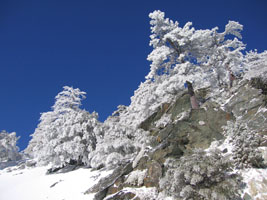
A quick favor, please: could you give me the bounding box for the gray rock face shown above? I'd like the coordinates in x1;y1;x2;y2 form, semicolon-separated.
148;92;232;158
250;77;267;95
97;89;233;199
143;161;162;188
86;82;267;200
260;147;267;166
105;191;139;200
245;169;267;200
25;160;36;167
225;81;267;131
84;162;133;200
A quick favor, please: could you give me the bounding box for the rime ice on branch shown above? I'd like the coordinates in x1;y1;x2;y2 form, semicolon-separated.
147;10;245;89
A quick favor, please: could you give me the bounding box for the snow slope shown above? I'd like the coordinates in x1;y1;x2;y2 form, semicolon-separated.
0;165;112;200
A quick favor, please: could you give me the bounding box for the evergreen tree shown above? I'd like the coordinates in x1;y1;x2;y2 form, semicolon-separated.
147;10;245;87
26;86;99;167
0;130;21;162
122;11;246;127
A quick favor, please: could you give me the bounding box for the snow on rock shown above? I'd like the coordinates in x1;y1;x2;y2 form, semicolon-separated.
154;113;172;128
173;110;190;123
198;120;205;126
125;169;147;186
259;147;267;166
0;166;112;200
242;168;267;200
132;145;147;169
104;187;159;200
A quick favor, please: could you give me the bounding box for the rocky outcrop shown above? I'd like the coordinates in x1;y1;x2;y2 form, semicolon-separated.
85;162;133;200
225;80;267;131
147;90;233;156
85;88;236;199
105;191;138;200
85;82;267;200
250;77;267;95
242;168;267;200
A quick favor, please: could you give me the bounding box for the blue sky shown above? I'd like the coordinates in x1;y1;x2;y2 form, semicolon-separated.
0;0;266;151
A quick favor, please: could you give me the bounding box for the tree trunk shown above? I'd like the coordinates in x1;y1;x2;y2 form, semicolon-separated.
229;73;235;88
186;81;199;109
190;96;199;109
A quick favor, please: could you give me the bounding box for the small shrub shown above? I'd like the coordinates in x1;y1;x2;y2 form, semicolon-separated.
223;121;264;169
160;150;242;200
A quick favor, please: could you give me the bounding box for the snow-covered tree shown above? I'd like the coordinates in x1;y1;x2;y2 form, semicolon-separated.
88;105;148;169
160;150;241;200
0;130;21;162
222;121;265;169
26;86;100;167
147;10;245;87
25;111;56;164
244;50;267;81
118;11;246;128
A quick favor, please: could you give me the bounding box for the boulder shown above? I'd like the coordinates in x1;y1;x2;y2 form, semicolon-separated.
225;82;267;131
85;162;133;200
143;161;162;188
105;191;139;200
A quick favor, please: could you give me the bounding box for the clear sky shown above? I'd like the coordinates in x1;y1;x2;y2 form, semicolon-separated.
0;0;266;151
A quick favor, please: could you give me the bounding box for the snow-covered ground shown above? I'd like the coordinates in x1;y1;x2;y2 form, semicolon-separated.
0;165;112;200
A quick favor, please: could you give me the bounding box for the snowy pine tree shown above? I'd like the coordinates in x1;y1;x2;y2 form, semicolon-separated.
26;86;100;167
0;130;21;163
88;105;148;169
147;10;245;87
118;11;246;129
160;150;242;200
244;50;267;81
